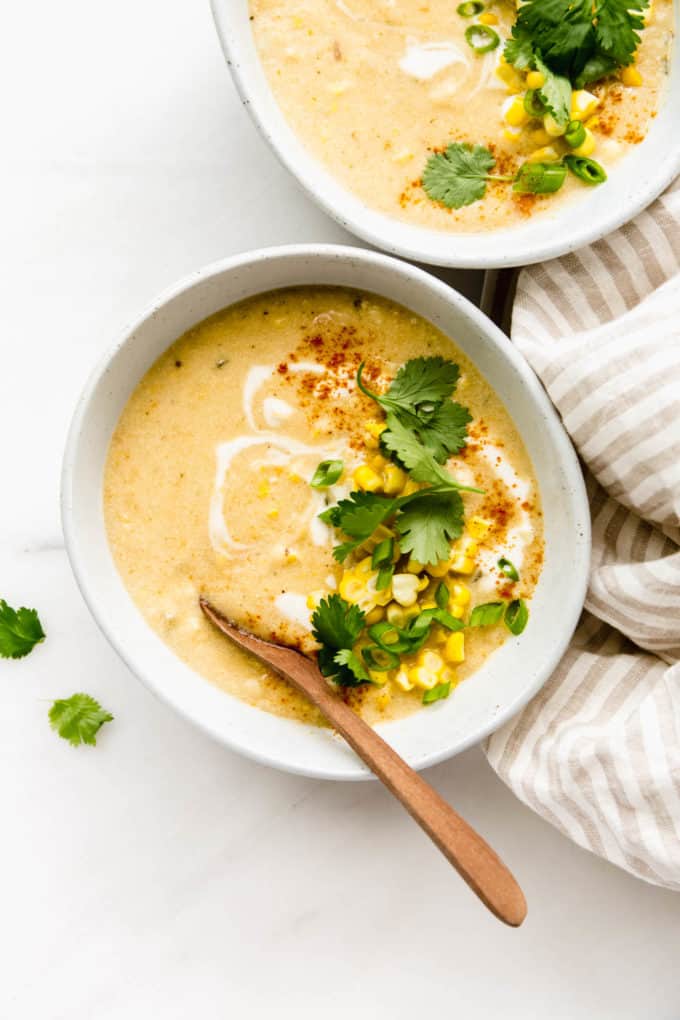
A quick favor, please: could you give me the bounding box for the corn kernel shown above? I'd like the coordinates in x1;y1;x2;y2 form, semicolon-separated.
306;590;325;610
450;582;471;606
467;516;492;541
391;573;421;607
365;606;385;625
392;148;414;163
450;556;476;575
369;453;389;471
257;480;270;499
449;602;466;619
571;128;596;157
528;127;552;148
406;558;424;574
427;559;451;578
394;668;414;692
502;126;523;144
459;538;478;558
585;115;600;130
526;70;546;89
621;65;642;87
528;145;560;163
543;113;566;137
495;61;524;93
503;95;530;128
478;10;498;23
365;420;387;439
443;632;465;664
382;463;407;495
401;479;422;496
284;552;299;565
570;89;599;121
353;464;382;492
266;507;279;519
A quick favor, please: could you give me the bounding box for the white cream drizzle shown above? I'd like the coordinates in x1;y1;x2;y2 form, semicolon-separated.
262;396;295;427
399;40;467;80
274;593;312;630
474;443;534;579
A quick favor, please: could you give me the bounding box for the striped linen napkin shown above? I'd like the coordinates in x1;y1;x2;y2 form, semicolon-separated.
485;179;680;889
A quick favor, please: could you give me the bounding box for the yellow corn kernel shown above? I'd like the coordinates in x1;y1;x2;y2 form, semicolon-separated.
401;479;422;496
543;113;566;137
339;571;362;603
386;603;419;626
266;507;279;519
391;573;421;607
450;556;476;575
526;69;546;89
365;605;385;625
443;632;465;664
382;463;407;495
644;0;654;23
585;114;600;130
306;590;325;610
406;558;424;574
621;65;642;87
365;419;386;439
392;148;414;164
502;126;523;144
257;480;270;499
572;128;596;157
284;552;299;565
495;61;524;93
419;601;437;611
394;668;414;692
478;10;498;23
528;127;552;148
369;452;389;471
359;524;395;555
450;582;471;606
570;89;599;121
448;602;466;619
427;559;451;578
353;464;382;492
467;516;492;541
409;650;445;690
528;145;560;163
459;538;478;558
503;95;530;128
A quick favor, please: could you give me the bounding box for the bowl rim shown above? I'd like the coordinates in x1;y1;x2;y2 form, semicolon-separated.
210;0;680;270
61;243;591;779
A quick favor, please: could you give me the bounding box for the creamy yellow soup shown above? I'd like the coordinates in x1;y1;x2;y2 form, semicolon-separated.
104;287;543;726
250;0;674;231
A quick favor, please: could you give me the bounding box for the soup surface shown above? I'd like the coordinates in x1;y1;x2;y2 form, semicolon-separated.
104;287;543;726
250;0;674;231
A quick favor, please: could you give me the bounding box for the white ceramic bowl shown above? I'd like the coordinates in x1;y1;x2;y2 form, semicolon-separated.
62;244;590;780
211;0;679;269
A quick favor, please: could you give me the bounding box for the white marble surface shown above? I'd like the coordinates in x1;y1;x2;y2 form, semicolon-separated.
2;1;679;1016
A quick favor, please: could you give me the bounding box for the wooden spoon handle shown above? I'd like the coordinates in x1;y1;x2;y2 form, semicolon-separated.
295;655;527;927
199;600;527;927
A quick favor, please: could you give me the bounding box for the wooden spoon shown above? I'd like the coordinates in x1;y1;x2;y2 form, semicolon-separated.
200;598;527;927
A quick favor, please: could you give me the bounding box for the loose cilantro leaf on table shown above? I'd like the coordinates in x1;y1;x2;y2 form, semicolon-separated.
311;595;368;686
49;693;113;747
505;0;648;81
0;599;45;659
422;143;511;210
357;358;471;463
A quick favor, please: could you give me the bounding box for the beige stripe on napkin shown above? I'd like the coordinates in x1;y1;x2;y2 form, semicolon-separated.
485;179;680;889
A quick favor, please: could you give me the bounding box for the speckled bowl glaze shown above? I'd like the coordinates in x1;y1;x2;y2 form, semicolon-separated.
211;0;679;269
62;245;590;779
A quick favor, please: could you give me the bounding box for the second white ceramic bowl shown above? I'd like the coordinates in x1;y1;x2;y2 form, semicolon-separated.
62;245;590;779
211;0;680;269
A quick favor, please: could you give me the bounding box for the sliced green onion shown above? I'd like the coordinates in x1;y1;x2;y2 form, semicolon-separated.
435;582;449;611
513;161;567;195
564;154;607;185
423;681;452;705
361;645;400;671
371;538;394;569
498;557;520;582
457;0;484;14
367;622;412;655
310;459;343;488
376;563;394;591
469;601;505;627
523;90;546;118
564;119;586;148
504;598;529;635
464;24;500;53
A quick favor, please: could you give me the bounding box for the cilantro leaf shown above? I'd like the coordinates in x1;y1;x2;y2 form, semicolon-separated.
397;491;464;565
381;413;479;491
504;28;536;68
321;491;396;562
534;53;572;126
0;599;45;659
422;143;499;210
595;0;648;66
48;693;113;747
334;648;372;685
357;359;471;463
311;595;368;687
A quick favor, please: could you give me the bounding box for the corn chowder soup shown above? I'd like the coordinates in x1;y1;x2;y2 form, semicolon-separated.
104;287;543;726
250;0;674;230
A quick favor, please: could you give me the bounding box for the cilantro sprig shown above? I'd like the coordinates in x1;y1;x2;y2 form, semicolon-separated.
0;599;45;659
422;144;513;210
311;595;370;686
505;0;648;82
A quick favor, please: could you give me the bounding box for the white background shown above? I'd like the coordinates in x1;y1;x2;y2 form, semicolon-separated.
2;1;679;1016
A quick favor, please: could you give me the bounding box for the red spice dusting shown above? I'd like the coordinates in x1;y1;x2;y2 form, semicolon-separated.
277;362;288;374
